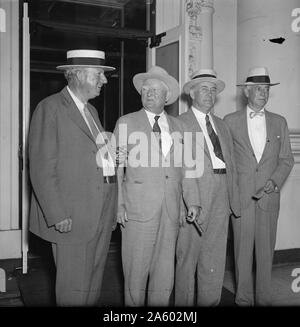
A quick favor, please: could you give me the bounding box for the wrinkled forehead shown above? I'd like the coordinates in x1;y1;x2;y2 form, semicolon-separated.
142;78;168;91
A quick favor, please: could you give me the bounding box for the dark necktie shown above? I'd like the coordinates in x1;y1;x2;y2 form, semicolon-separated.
153;115;162;148
205;114;225;162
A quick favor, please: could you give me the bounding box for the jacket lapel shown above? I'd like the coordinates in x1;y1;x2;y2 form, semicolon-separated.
258;109;272;164
60;87;95;144
186;109;212;160
210;114;230;164
240;109;255;155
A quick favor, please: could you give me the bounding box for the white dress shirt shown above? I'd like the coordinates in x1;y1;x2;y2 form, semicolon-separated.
247;106;266;163
144;109;173;157
192;106;226;169
67;87;115;176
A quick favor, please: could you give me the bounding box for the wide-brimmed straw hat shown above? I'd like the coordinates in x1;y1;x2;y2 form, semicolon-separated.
56;49;115;71
237;67;279;86
133;66;180;105
183;68;225;94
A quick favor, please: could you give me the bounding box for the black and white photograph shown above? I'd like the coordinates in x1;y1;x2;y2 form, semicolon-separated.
0;0;300;318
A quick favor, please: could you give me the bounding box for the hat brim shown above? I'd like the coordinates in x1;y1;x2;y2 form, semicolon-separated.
237;82;280;86
183;77;225;94
133;72;179;105
56;64;116;72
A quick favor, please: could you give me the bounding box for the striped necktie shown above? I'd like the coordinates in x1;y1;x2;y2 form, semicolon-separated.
83;105;100;140
84;105;109;160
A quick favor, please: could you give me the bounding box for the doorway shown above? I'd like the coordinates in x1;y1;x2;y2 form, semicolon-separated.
25;0;151;259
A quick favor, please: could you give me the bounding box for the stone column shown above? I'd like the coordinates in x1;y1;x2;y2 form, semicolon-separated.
186;0;214;78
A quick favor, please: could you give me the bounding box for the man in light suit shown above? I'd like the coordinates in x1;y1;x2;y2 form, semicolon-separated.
114;66;200;306
29;49;117;306
224;67;294;306
175;69;240;306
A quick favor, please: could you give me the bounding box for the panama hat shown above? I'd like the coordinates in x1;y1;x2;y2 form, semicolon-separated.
183;69;225;94
133;66;180;105
237;67;279;86
56;49;115;71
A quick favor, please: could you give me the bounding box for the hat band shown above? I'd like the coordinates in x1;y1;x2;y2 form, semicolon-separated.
66;57;106;66
192;73;216;80
246;75;270;83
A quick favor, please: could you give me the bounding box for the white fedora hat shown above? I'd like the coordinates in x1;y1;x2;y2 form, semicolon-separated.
183;69;225;94
56;49;115;71
133;66;180;105
237;67;279;86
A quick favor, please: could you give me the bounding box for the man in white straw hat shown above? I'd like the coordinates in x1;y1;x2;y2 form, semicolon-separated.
175;68;240;306
29;49;117;306
224;67;294;306
114;65;200;306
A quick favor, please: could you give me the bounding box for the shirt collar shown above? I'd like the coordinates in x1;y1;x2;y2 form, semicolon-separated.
144;108;165;119
67;86;86;111
192;106;212;120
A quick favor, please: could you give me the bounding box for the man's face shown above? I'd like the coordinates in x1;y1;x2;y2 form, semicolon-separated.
190;81;217;114
79;67;107;100
141;78;169;114
245;84;270;111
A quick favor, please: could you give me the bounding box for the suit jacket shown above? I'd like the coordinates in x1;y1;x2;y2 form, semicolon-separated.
178;109;241;231
224;109;294;211
114;108;200;223
29;87;116;244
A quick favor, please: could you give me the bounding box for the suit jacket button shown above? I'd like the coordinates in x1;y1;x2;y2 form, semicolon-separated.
256;168;259;172
165;175;168;179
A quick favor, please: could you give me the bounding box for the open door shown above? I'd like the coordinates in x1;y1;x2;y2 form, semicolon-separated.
147;0;187;116
21;1;30;274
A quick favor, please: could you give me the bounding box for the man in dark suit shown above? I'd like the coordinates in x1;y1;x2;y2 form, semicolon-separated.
224;67;294;306
29;49;117;306
114;66;200;306
175;69;240;306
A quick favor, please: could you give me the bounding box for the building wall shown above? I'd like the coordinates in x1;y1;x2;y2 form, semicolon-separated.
213;0;237;118
213;0;300;250
0;0;21;259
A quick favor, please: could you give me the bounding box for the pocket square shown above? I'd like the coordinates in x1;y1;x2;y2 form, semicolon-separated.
276;135;280;139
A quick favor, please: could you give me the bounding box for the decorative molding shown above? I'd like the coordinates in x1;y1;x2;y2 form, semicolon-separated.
290;129;300;163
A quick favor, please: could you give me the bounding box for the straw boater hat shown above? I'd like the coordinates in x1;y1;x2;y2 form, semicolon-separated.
56;49;115;71
237;67;279;86
183;68;225;95
133;66;180;105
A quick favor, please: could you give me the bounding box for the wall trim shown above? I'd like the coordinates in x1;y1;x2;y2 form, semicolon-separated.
273;248;300;265
290;129;300;163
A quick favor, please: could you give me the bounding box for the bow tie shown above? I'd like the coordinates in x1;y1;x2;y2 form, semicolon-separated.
249;111;265;119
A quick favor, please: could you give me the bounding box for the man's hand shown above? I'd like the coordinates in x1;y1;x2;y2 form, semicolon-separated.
54;218;72;233
186;205;200;223
264;179;276;194
117;205;128;228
